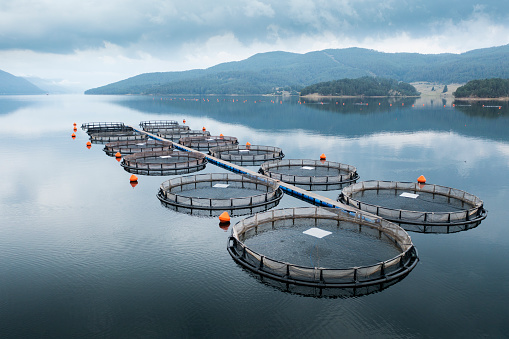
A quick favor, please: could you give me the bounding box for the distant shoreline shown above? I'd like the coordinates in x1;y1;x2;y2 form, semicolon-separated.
299;93;420;99
454;97;509;101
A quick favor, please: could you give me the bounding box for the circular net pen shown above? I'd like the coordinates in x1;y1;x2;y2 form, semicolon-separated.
209;145;285;166
259;159;359;191
89;129;146;144
179;135;238;151
227;207;418;289
121;150;206;175
157;173;283;217
103;139;173;156
338;181;487;233
139;120;178;130
157;130;211;142
143;125;190;134
81;122;127;135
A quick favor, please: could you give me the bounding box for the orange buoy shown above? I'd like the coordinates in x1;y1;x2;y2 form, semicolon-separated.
71;133;76;138
246;142;251;146
417;175;426;184
73;127;77;132
219;133;224;137
86;141;91;146
183;119;186;124
115;152;121;158
319;153;326;160
73;122;76;126
130;174;138;182
218;211;230;223
202;127;206;131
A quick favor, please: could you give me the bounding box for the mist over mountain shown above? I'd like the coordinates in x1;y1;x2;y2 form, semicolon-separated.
0;70;45;95
85;45;509;95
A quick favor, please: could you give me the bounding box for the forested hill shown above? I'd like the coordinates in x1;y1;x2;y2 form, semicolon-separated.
300;77;419;97
454;78;509;98
0;70;45;95
85;44;509;95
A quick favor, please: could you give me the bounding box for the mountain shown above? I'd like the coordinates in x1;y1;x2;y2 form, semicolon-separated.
0;70;45;95
85;45;509;95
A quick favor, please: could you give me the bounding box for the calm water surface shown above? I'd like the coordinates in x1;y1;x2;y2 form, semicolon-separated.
0;95;508;338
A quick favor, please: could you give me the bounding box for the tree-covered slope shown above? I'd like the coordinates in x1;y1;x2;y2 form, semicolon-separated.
85;45;509;95
0;70;45;95
300;77;419;96
454;78;509;98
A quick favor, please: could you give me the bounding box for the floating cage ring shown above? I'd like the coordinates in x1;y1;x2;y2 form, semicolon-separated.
121;150;207;175
338;180;487;227
179;135;238;150
81;122;127;134
227;206;419;288
139;120;179;130
143;125;191;133
103;139;173;156
157;130;211;141
209;144;285;164
157;173;284;213
89;129;146;143
259;159;359;186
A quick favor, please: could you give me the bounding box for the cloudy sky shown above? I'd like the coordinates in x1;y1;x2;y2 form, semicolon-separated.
1;0;509;91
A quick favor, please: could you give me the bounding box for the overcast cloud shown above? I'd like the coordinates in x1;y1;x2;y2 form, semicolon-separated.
1;0;508;91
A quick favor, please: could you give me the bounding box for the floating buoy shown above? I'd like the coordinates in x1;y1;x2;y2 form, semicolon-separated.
71;133;76;139
73;127;77;132
130;174;138;182
246;142;251;146
218;211;230;223
202;127;206;131
320;153;326;160
86;141;91;149
219;133;224;137
417;175;426;184
115;152;121;158
73;122;76;126
183;119;186;124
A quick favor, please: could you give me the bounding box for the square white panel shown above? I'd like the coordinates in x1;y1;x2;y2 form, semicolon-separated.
400;192;419;199
301;166;315;170
159;155;172;158
303;227;332;238
213;184;230;188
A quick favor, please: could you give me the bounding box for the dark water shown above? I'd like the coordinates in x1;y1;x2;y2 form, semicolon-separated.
1;94;508;337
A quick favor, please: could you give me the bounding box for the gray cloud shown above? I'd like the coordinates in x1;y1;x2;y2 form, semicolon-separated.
1;0;508;54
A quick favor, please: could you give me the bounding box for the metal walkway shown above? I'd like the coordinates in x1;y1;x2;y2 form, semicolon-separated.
130;126;367;219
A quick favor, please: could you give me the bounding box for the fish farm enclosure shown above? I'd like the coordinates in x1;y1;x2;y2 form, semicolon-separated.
3;95;506;338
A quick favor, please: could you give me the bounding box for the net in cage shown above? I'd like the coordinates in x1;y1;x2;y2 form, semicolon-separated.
157;129;210;142
121;150;206;175
157;173;283;216
179;135;238;151
89;129;146;144
81;122;127;135
227;207;418;288
143;125;191;134
103;139;173;156
139;120;179;130
338;180;487;233
209;144;285;166
259;159;359;191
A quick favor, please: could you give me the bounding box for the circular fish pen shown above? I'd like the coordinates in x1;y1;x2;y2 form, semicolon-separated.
157;173;283;216
139;120;179;130
121;150;207;175
338;181;487;233
89;130;145;144
81;122;127;135
143;125;191;134
103;139;173;156
209;145;285;166
179;135;238;151
157;130;210;142
259;159;359;191
227;207;418;288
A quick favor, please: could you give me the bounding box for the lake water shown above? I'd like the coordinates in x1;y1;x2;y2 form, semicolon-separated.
1;94;508;338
